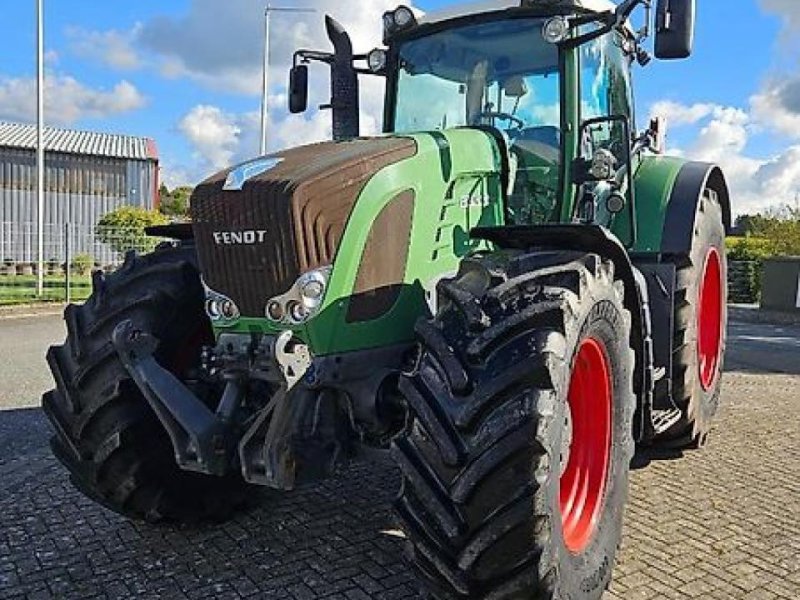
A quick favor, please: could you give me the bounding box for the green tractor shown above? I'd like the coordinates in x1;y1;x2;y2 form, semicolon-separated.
43;0;729;597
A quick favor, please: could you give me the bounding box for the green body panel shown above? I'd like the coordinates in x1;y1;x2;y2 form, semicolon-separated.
219;129;506;356
614;155;686;253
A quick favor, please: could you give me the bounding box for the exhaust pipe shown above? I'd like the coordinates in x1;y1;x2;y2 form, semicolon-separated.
325;16;360;141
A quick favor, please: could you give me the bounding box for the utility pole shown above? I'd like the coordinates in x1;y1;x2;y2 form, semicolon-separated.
36;0;45;296
260;5;316;156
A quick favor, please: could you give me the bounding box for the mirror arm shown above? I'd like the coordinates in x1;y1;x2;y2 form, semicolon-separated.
294;50;334;66
616;0;650;23
562;13;615;48
563;0;651;49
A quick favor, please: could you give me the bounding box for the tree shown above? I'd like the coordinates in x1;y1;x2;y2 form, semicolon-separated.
95;206;169;256
159;185;193;218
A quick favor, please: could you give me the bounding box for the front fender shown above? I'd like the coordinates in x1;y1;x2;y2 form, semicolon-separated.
471;224;652;439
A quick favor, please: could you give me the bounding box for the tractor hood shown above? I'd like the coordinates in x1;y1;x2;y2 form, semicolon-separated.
190;137;417;318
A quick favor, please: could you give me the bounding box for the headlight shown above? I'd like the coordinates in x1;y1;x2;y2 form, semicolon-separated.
204;281;240;325
266;266;332;325
543;16;570;44
383;5;417;43
367;48;387;74
267;300;284;321
393;6;415;28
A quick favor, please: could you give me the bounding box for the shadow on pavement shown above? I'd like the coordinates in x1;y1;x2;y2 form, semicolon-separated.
631;445;686;471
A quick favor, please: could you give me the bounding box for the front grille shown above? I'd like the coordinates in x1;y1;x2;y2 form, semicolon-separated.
191;179;299;318
190;138;417;319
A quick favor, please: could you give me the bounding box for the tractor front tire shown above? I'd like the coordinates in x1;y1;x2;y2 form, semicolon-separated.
394;252;635;599
662;189;728;448
43;246;255;523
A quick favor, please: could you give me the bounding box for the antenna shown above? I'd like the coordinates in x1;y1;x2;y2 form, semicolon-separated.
260;5;317;156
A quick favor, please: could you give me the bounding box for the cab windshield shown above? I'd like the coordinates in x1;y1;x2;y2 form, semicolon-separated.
392;17;562;222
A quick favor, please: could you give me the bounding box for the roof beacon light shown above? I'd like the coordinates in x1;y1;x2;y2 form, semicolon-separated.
543;16;571;44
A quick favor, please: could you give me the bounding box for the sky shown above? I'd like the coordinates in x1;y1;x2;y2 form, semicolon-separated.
0;0;799;215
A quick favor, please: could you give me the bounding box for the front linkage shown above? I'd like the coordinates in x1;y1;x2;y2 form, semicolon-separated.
112;318;406;490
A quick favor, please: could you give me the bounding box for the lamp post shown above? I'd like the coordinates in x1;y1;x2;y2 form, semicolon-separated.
36;0;45;296
260;5;316;156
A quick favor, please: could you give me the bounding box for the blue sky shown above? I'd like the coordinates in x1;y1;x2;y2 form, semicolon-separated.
0;1;797;214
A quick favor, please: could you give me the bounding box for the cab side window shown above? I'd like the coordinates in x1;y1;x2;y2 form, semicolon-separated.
580;32;634;151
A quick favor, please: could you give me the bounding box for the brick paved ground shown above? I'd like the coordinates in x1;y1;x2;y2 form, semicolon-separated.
1;322;799;598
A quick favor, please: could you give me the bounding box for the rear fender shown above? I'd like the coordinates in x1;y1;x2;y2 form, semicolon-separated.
627;157;731;254
660;162;732;255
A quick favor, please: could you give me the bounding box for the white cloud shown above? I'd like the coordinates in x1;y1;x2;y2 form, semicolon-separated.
649;101;719;127
44;50;60;67
68;25;143;71
760;0;800;47
178;105;242;171
162;1;403;180
651;98;800;215
754;1;800;137
175;98;335;180
137;0;406;95
160;163;196;190
750;77;800;139
690;107;750;163
0;75;146;126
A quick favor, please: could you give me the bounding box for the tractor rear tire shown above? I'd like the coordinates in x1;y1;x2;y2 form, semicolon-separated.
394;252;635;599
43;246;255;523
661;189;728;448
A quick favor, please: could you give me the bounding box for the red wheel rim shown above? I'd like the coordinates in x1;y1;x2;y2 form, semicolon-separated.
559;338;612;554
697;248;723;391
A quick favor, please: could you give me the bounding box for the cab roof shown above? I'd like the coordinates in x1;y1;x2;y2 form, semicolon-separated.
418;0;619;26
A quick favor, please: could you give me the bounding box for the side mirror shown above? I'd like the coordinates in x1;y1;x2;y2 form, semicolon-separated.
289;65;309;114
654;0;696;59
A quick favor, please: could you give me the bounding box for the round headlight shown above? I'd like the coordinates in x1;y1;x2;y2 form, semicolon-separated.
590;149;617;181
393;6;415;28
267;301;284;322
287;301;308;323
383;12;395;31
220;299;239;320
606;192;627;214
543;16;570;44
206;298;221;320
301;279;325;302
367;49;387;73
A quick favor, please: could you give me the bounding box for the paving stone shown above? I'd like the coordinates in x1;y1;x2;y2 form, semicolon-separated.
0;372;798;598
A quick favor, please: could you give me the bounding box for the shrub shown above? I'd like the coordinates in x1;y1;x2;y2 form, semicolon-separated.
159;185;193;218
95;207;168;256
727;236;773;262
70;254;94;276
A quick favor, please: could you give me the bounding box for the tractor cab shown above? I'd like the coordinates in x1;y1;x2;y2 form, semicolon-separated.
291;0;695;238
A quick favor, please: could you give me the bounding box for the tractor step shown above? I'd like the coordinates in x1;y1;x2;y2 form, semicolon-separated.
651;408;682;435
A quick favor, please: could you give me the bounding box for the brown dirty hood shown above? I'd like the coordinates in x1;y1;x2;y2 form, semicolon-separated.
190;137;417;318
